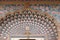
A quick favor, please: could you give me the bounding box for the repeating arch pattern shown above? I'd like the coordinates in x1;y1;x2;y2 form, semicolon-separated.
0;10;58;40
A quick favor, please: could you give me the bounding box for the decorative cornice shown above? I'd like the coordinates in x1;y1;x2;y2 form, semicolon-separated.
0;1;60;5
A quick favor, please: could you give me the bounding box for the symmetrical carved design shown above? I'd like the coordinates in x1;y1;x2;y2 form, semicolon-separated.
0;10;58;40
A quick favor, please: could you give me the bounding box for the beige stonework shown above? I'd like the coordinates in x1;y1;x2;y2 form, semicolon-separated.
57;23;60;40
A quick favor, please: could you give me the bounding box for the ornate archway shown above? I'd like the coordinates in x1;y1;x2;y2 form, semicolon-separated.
0;9;58;40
